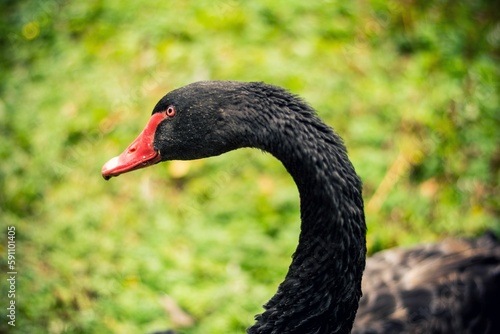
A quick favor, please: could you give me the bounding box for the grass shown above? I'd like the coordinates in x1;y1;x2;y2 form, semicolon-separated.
1;0;499;333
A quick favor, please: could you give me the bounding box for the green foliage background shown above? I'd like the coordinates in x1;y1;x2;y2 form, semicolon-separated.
1;0;499;333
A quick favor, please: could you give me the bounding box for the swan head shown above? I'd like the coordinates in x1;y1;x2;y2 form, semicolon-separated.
102;81;263;179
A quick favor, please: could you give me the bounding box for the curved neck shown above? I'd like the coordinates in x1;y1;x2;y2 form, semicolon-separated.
242;93;366;334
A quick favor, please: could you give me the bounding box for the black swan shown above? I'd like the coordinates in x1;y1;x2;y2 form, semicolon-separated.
102;81;500;334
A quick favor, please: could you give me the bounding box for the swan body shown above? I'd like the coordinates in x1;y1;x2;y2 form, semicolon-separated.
102;81;500;334
354;232;500;334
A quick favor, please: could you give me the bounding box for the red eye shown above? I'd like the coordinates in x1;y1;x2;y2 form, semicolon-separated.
166;106;176;117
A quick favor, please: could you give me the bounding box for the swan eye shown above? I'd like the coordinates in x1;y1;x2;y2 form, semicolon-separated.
166;106;176;117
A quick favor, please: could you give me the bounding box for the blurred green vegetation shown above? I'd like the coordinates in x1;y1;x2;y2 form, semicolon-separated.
1;0;499;333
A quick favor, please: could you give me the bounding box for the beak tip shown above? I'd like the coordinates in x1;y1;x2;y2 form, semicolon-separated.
101;156;120;180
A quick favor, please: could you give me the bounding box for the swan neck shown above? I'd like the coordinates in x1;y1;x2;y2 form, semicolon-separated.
247;106;367;334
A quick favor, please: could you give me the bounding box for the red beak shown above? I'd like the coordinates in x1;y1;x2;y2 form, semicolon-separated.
102;112;167;180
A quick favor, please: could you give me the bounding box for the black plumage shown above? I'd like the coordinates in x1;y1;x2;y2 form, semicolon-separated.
102;81;500;334
354;232;500;334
